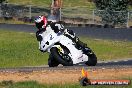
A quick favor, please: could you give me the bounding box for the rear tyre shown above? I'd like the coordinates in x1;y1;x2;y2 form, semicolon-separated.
85;53;97;66
50;47;73;66
84;47;97;66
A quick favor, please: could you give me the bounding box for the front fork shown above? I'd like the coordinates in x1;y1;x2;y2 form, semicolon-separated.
54;45;72;62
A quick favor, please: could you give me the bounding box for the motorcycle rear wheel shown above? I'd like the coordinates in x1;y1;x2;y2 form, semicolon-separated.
85;53;97;66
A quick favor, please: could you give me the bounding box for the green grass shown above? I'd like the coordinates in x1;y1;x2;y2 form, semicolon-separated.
8;0;51;7
79;37;132;61
8;0;95;9
0;30;48;68
0;80;132;88
0;30;132;67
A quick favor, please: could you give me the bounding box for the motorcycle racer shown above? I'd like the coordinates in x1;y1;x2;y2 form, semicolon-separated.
34;16;91;54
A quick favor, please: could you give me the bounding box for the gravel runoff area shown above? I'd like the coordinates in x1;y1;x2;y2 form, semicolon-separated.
0;66;132;84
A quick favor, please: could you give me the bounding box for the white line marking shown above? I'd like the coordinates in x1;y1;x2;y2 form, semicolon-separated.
114;61;118;62
124;60;128;61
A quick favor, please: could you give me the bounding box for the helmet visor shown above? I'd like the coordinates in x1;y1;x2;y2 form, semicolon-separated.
35;20;44;29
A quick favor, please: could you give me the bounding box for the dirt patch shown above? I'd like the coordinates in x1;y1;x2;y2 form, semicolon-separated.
0;67;132;84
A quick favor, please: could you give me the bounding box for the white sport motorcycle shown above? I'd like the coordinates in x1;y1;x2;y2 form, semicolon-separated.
37;25;97;67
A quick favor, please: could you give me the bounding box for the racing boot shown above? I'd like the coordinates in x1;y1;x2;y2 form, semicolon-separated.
74;37;93;55
64;29;92;54
64;29;76;42
74;37;86;50
82;46;93;55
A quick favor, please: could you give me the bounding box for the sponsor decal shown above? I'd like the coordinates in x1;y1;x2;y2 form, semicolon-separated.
79;68;130;86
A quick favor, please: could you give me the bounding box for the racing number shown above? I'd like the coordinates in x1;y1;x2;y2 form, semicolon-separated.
50;34;54;40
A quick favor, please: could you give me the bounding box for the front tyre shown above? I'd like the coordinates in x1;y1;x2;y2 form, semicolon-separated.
48;54;59;67
50;47;73;66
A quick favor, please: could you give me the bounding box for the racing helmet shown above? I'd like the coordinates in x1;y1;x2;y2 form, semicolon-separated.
35;16;47;30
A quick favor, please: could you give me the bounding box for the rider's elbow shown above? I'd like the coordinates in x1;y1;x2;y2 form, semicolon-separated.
39;49;46;53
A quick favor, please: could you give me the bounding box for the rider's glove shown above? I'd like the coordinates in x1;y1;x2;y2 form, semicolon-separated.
49;22;65;33
36;31;43;41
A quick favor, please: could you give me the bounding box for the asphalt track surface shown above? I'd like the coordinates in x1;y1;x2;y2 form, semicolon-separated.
0;23;132;41
0;65;132;72
0;24;132;69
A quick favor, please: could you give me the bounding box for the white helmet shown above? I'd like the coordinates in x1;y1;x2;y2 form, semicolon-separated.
35;16;47;30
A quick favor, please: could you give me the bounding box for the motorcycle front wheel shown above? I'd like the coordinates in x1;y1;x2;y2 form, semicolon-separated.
48;54;59;67
50;47;73;66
